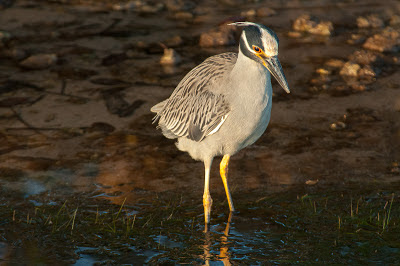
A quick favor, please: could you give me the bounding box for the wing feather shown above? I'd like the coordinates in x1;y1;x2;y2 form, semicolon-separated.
151;52;237;142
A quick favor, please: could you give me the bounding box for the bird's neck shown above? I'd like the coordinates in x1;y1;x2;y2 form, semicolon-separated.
229;51;272;100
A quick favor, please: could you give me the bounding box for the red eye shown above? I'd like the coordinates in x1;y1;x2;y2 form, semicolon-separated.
253;46;261;53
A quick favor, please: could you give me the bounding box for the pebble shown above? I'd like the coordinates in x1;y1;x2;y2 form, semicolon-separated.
358;65;376;77
324;59;344;68
363;27;400;52
112;1;140;11
160;48;181;65
163;35;184;48
339;62;360;77
241;9;256;18
287;31;302;38
330;121;346;130
305;179;319;185
348;50;379;65
19;53;58;70
351;84;366;91
347;33;366;45
389;15;400;26
173;11;194;21
199;25;236;48
316;68;331;75
357;15;384;28
292;14;333;36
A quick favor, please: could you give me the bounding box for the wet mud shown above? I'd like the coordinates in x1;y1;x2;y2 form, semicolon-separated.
0;0;400;264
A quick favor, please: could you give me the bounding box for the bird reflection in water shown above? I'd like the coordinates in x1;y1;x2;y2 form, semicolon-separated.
203;212;233;265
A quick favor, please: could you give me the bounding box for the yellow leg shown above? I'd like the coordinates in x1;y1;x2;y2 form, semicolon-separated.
203;159;213;228
220;155;235;212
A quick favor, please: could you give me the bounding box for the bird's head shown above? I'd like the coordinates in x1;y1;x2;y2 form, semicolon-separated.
228;22;290;94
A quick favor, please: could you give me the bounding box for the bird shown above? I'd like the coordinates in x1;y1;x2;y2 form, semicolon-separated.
151;22;290;227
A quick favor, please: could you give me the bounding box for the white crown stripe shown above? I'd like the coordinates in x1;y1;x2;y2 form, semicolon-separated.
240;30;255;55
227;22;259;27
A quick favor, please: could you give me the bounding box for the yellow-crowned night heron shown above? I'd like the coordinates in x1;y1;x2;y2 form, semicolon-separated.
151;22;290;226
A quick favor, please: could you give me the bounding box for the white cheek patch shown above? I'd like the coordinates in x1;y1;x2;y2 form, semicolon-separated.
241;33;254;54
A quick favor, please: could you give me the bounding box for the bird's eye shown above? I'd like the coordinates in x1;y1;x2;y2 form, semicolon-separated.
253;46;261;53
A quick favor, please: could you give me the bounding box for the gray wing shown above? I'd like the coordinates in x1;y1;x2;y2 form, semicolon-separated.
152;52;237;142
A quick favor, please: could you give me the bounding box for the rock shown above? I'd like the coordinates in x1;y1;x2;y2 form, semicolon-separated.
292;14;333;36
348;50;379;65
173;11;194;20
357;15;384;28
241;9;256;18
330;121;346;130
160;48;181;65
256;7;276;17
363;27;400;52
199;25;236;47
391;161;400;174
358;65;376;77
163;35;183;47
347;33;366;45
316;68;331;75
351;84;366;91
19;53;58;70
287;31;302;38
324;59;345;68
340;62;360;77
112;1;140;11
389;15;400;26
305;179;319;185
102;90;145;117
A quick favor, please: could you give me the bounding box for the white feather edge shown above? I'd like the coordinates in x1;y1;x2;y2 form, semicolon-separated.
206;114;229;136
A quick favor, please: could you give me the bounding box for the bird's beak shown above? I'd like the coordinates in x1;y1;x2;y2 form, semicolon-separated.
260;55;290;94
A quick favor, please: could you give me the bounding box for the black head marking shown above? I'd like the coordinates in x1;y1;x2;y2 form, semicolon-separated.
243;26;264;51
237;23;279;61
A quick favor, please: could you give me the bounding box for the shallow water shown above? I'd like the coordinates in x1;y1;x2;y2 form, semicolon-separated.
1;0;400;264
